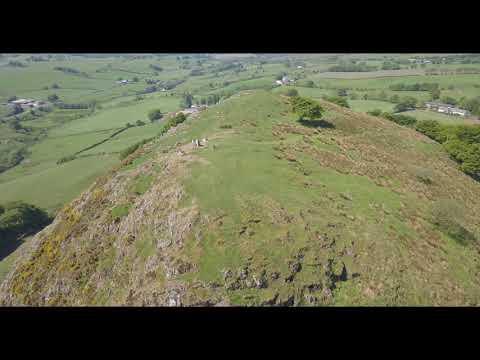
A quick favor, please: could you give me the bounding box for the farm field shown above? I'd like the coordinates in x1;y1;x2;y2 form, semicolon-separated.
348;100;395;113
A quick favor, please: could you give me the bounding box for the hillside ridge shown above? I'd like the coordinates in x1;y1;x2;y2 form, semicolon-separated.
1;90;479;306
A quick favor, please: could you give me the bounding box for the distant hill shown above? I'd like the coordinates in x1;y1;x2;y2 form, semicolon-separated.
1;90;479;306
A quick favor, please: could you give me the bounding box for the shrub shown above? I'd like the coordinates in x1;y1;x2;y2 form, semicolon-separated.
219;124;232;129
57;155;76;165
284;88;299;97
415;120;447;143
367;109;382;116
136;120;146;126
383;113;417;126
148;109;163;122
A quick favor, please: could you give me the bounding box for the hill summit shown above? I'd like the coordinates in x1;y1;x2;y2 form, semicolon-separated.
1;90;479;306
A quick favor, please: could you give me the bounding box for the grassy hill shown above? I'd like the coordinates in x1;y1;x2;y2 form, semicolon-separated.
1;90;479;306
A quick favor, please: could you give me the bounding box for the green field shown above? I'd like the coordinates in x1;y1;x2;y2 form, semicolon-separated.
348;100;395;113
1;53;479;218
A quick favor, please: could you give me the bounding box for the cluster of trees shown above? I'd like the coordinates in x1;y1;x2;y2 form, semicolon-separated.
26;55;49;62
393;96;418;112
457;97;480;116
164;112;187;129
381;61;401;70
53;66;88;77
426;68;480;76
416;122;480;180
56;102;90;109
7;61;26;67
180;93;193;108
195;93;221;106
369;109;480;180
329;60;377;72
149;64;163;72
291;96;324;120
389;82;439;92
0;202;51;251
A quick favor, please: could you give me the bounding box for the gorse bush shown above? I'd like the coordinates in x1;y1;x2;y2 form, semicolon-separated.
383;113;417;127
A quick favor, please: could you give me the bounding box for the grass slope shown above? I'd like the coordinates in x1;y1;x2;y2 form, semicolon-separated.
2;90;479;306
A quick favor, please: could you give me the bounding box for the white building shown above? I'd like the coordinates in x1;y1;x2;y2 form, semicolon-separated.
425;102;469;117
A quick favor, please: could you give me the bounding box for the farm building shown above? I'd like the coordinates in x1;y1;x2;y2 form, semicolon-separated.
9;98;45;109
425;102;469;117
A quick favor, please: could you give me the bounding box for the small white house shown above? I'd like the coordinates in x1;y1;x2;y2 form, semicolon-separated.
275;80;283;85
297;65;303;69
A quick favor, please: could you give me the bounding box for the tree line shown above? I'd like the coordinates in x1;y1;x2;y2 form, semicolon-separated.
367;109;480;180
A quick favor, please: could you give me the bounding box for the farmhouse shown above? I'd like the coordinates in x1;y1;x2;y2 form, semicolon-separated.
116;79;129;85
425;102;469;117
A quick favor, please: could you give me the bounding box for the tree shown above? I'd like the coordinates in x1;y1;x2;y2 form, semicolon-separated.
431;88;441;100
394;96;417;112
181;93;193;108
48;94;59;102
52;83;60;89
441;96;457;105
125;122;134;128
148;109;163;122
415;120;447;143
291;96;324;120
337;88;348;97
132;76;139;82
285;88;299;97
136;120;146;126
